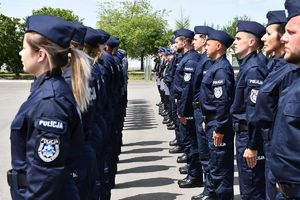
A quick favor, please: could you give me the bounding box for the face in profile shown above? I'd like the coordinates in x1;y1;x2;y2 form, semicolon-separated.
205;40;219;60
233;32;252;58
175;37;184;53
192;34;206;51
19;33;40;74
281;16;300;65
261;24;282;55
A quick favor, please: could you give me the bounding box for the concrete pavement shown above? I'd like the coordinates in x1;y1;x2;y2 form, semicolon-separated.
111;81;241;200
0;80;240;200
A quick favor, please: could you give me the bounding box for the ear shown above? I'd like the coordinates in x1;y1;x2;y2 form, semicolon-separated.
248;37;256;47
216;42;222;51
37;49;47;63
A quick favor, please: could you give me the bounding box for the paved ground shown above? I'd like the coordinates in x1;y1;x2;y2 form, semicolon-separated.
0;80;240;200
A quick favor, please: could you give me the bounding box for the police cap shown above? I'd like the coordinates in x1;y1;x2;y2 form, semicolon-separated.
26;14;74;48
285;0;300;20
174;28;195;39
266;10;287;26
207;30;234;48
237;20;266;39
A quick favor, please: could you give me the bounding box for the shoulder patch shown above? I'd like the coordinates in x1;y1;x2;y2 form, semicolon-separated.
35;118;66;134
184;73;192;81
212;80;225;86
250;89;259;103
183;67;194;73
214;86;223;99
38;137;60;162
248;79;263;85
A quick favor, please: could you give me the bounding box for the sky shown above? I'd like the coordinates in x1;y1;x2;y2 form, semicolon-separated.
0;0;286;29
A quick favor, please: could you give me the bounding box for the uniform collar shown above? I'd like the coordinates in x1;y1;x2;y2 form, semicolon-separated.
212;54;226;64
30;68;62;92
238;51;257;68
272;55;286;71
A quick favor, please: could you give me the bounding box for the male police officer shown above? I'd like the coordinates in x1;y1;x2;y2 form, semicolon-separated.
199;29;235;200
245;10;300;200
173;28;204;188
191;25;214;200
168;38;184;150
270;0;300;198
231;21;268;199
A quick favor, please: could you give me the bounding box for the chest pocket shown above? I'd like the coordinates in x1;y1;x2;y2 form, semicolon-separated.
283;102;300;149
201;74;214;103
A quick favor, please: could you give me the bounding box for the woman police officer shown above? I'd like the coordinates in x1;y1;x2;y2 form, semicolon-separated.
8;14;91;199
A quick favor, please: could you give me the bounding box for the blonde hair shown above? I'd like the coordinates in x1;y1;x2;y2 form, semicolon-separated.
83;43;101;65
26;32;91;112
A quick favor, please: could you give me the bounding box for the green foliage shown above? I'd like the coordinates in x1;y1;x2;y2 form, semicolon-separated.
222;15;251;38
32;7;83;23
0;14;24;75
175;8;190;29
97;0;172;69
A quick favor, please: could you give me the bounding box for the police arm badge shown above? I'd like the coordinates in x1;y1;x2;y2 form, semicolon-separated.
38;137;60;162
214;86;223;99
250;89;258;104
184;73;191;82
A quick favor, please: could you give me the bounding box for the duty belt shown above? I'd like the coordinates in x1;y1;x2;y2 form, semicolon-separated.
233;122;248;132
203;114;217;123
261;128;272;141
192;101;201;109
7;169;28;187
277;182;300;199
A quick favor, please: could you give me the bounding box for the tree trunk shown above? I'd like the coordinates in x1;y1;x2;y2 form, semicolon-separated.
140;54;144;71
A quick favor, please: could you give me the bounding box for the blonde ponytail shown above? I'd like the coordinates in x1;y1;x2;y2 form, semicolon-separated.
69;48;91;112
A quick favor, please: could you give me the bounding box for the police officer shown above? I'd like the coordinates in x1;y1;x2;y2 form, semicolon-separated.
245;10;300;200
199;29;235;200
103;36;121;188
163;49;175;128
63;24;101;200
172;28;204;188
109;36;125;159
83;26;113;200
270;0;300;198
154;47;166;112
8;14;90;199
191;25;214;200
116;49;129;123
231;20;269;199
169;38;184;149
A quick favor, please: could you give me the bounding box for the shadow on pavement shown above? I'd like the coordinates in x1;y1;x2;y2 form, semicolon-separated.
119;192;182;200
122;147;167;154
123;99;158;130
118;165;173;174
119;155;171;163
115;177;175;189
123;141;165;146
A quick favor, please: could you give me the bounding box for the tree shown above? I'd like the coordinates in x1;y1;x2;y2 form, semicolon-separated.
222;15;251;38
32;7;83;23
97;0;172;70
0;14;24;76
175;8;190;29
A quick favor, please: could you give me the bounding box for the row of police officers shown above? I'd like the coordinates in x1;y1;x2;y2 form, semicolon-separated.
155;0;300;199
7;14;128;199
